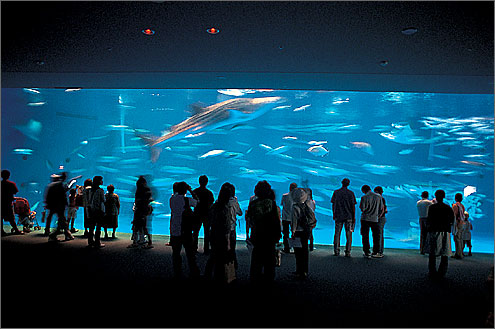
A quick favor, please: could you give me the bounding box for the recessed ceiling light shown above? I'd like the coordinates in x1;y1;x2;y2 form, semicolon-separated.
142;28;155;36
207;27;220;34
401;27;418;35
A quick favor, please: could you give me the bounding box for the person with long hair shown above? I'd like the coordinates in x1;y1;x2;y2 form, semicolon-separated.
204;182;233;281
247;180;281;283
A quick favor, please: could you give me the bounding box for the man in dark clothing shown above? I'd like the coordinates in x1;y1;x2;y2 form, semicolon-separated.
44;172;74;242
192;175;215;254
426;189;455;279
331;178;356;257
1;170;24;236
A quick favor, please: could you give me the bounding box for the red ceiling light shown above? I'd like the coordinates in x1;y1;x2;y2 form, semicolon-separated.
206;27;219;34
142;28;155;36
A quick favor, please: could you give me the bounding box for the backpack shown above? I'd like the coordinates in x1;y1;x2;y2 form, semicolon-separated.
181;197;200;236
299;203;317;232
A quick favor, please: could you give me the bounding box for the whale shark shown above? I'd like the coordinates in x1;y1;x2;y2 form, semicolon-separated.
137;97;285;162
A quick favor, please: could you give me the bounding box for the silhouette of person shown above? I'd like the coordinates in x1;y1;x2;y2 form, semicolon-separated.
204;182;232;282
374;186;387;256
304;187;316;251
359;185;383;259
45;172;74;242
1;169;24;236
417;191;433;255
291;187;316;280
225;182;242;269
192;175;215;254
247;180;281;283
426;189;454;279
87;175;105;248
129;176;153;248
281;182;297;253
82;178;93;238
331;178;356;257
67;188;79;233
104;184;120;239
452;193;466;259
169;181;200;278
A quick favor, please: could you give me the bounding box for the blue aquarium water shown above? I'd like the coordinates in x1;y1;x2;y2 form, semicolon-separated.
2;88;493;253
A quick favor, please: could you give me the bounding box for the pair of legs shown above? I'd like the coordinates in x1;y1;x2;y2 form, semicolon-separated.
1;204;22;235
429;254;449;277
463;240;472;256
67;207;78;233
282;221;291;253
250;243;277;283
419;217;428;254
87;210;104;247
293;231;310;278
170;234;199;278
47;208;73;241
453;230;464;259
360;220;380;256
193;217;210;254
103;227;116;238
333;220;353;256
377;217;386;254
204;236;229;281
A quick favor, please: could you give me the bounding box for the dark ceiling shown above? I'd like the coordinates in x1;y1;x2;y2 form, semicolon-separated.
1;1;494;93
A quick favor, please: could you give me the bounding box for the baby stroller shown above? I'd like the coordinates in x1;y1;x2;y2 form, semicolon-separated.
13;197;41;233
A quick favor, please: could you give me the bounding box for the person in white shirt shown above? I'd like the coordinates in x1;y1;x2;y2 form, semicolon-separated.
169;181;200;279
417;191;433;255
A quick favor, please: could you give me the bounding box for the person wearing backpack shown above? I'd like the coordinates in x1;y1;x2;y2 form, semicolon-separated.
291;187;317;280
169;181;200;279
247;180;282;283
87;176;105;248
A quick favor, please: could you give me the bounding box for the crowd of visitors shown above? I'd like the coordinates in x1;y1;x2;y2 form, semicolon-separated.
1;168;479;283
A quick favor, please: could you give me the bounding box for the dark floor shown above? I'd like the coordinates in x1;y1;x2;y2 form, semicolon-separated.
1;231;493;328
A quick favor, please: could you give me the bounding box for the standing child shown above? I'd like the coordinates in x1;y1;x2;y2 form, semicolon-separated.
104;184;120;239
68;189;79;233
462;211;473;256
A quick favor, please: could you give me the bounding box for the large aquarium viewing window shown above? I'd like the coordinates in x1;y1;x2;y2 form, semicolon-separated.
2;88;493;253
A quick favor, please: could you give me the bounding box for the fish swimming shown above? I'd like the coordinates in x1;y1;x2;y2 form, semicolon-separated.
350;142;374;155
137;97;284;162
307;145;329;157
199;149;225;159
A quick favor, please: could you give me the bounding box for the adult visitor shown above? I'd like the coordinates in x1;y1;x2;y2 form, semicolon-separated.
291;187;317;280
359;185;383;259
426;189;454;279
192;175;215;254
374;186;387;257
280;182;297;253
1;169;23;236
247;180;281;283
331;178;356;257
417;191;433;255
